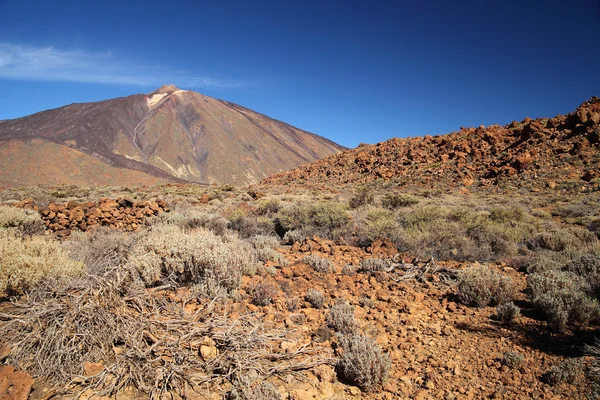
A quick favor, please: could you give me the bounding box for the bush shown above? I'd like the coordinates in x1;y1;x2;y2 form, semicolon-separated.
305;288;325;309
351;207;399;247
275;202;350;239
381;193;419;209
542;359;582;385
349;187;375;209
359;258;389;273
0;230;84;297
304;255;332;273
0;205;45;236
286;296;300;311
457;266;516;307
64;228;133;274
327;300;357;334
564;253;600;287
342;264;357;275
230;215;275;239
489;206;524;223
127;225;257;292
250;280;278;306
496;301;521;323
226;381;282;400
282;229;307;245
337;333;391;392
528;270;600;332
246;235;279;251
502;351;525;369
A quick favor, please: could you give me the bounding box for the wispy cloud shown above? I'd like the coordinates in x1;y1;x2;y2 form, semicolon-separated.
0;43;245;89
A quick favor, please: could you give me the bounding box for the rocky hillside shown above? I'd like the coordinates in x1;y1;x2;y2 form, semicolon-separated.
0;85;345;188
263;97;600;190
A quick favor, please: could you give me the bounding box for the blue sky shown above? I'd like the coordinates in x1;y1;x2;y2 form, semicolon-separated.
0;0;599;148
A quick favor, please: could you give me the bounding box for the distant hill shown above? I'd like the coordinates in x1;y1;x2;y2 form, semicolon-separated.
262;97;600;191
0;85;345;188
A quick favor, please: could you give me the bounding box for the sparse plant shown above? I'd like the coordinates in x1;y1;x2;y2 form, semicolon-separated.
381;193;419;209
349;187;375;209
64;227;133;274
286;296;300;311
226;381;282;400
127;225;257;292
282;229;307;245
250;280;278;306
0;205;45;236
359;257;389;273
305;288;325;309
275;201;350;239
0;230;84;297
337;332;391;392
304;255;332;273
502;351;524;369
327;299;357;333
359;297;376;308
342;264;357;275
496;301;521;323
457;266;516;307
542;359;582;385
528;270;600;332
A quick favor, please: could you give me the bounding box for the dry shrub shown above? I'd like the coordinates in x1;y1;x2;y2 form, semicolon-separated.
0;205;45;236
1;277;326;397
542;359;582;385
457;266;516;307
528;270;600;332
342;264;357;275
282;229;308;245
275;201;350;240
496;301;521;323
250;280;278;306
305;288;325;309
229;211;275;239
502;351;524;369
246;235;282;264
64;227;133;274
381;193;419;209
349;187;375;209
0;230;83;297
226;381;282;400
246;235;279;250
127;225;258;291
337;333;391;392
351;207;399;247
359;258;389;273
585;339;600;382
304;255;332;273
327;299;357;334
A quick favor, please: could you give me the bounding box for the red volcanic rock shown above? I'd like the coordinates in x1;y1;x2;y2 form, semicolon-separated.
262;97;600;191
20;198;170;237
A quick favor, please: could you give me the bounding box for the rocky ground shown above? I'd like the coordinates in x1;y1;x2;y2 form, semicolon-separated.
1;235;589;399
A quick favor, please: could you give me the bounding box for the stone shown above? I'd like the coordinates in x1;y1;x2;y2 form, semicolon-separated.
83;361;104;376
199;336;219;361
0;365;34;400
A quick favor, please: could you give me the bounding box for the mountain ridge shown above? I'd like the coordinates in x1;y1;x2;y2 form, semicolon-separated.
0;87;345;187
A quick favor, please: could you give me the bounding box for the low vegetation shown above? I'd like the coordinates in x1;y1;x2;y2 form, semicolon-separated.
0;182;598;397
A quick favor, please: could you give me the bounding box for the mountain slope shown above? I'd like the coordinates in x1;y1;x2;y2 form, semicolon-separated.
262;97;600;190
0;85;345;187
